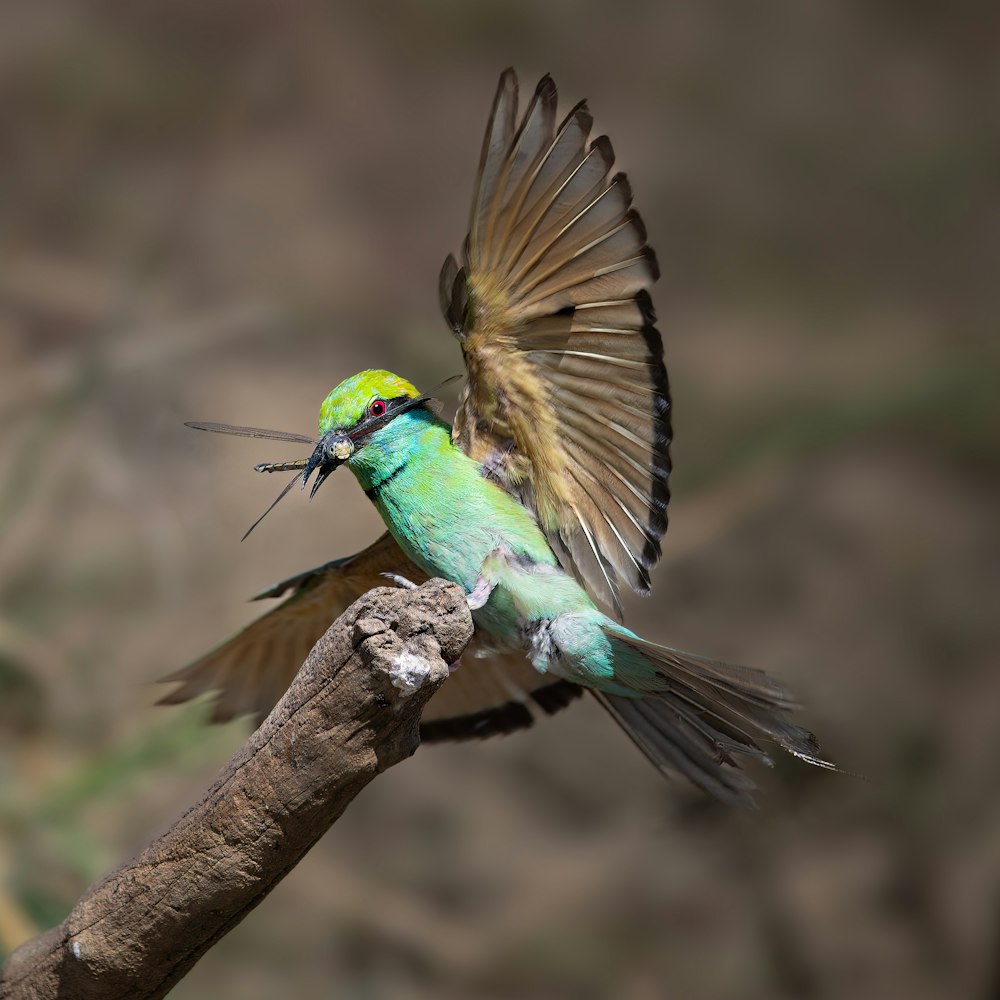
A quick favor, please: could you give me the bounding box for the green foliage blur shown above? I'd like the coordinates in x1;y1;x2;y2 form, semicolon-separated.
1;1;997;997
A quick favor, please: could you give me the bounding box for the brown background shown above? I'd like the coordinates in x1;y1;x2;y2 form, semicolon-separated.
1;2;997;998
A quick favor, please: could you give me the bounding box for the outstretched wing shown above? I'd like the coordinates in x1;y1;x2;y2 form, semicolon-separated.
441;70;671;615
159;532;581;736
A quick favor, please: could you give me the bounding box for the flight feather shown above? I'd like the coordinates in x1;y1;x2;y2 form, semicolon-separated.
441;69;671;615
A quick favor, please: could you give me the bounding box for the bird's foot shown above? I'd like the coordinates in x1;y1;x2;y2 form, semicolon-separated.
381;572;419;590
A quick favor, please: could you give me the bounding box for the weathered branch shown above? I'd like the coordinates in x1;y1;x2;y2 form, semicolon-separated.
1;579;473;1000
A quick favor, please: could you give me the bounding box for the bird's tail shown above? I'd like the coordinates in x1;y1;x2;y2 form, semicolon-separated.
596;626;836;807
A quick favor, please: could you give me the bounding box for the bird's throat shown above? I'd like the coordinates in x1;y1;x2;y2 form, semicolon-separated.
362;459;408;501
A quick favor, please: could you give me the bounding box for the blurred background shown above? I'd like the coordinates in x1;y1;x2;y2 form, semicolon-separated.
1;1;998;997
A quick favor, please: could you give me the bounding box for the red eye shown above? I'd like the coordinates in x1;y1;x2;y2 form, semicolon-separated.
368;399;387;418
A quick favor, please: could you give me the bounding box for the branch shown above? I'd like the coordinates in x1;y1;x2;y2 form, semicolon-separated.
1;579;473;1000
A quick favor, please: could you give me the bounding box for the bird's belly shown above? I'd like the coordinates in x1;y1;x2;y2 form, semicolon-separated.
374;482;537;581
382;507;494;591
372;493;550;646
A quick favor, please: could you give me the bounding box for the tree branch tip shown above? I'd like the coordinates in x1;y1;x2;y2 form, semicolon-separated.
1;574;475;999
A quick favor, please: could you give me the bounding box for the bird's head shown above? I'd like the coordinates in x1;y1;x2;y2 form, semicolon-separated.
305;369;430;494
187;368;446;540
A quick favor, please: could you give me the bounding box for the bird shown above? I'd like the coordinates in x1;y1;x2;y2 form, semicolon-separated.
163;69;833;807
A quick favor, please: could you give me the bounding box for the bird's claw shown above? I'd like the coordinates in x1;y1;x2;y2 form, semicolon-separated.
381;572;418;590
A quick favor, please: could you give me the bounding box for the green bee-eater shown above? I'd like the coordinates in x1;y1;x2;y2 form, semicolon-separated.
165;70;832;806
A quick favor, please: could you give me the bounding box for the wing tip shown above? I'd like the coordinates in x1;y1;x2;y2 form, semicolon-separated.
590;133;615;169
610;170;634;208
643;244;661;283
493;67;518;105
531;680;584;715
439;253;469;338
635;287;656;322
534;72;557;102
420;701;534;742
560;97;593;138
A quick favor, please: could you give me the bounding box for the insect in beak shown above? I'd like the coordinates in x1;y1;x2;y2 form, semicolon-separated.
184;376;457;542
184;420;323;540
301;431;354;499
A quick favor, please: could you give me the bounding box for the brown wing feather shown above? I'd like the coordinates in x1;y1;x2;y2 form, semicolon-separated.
442;70;670;614
420;649;582;742
159;532;581;736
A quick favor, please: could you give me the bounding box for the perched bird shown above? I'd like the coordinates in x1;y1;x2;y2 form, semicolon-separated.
164;70;832;806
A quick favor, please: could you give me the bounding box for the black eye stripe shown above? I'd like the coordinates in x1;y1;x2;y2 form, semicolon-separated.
348;394;428;439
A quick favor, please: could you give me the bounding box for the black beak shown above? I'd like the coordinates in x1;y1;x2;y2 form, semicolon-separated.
301;432;351;499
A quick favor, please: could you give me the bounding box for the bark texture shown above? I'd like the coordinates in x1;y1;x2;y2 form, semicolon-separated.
0;579;472;1000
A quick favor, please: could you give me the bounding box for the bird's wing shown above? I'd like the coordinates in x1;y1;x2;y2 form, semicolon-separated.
442;70;671;616
159;531;581;735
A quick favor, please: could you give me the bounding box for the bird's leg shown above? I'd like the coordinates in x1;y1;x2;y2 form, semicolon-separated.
466;542;515;610
465;574;496;610
381;572;419;590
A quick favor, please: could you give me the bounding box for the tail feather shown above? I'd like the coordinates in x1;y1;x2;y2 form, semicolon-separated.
598;627;835;807
597;693;762;807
